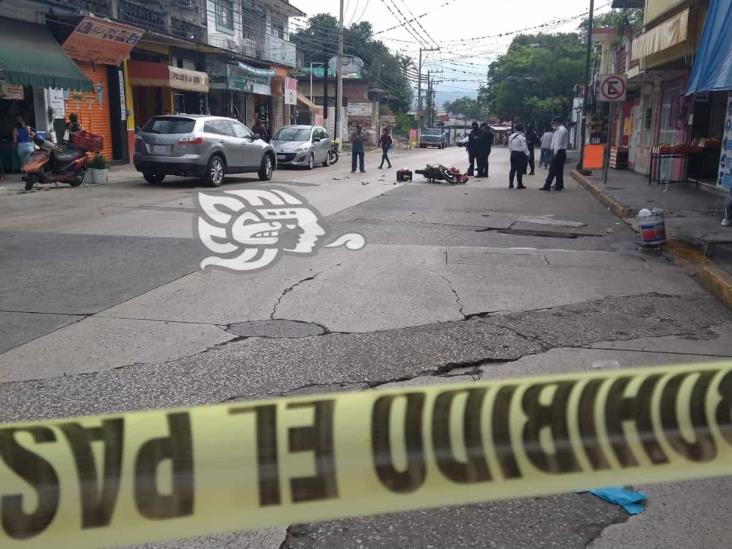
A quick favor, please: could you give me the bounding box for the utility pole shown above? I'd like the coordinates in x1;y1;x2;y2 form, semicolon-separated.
335;0;344;142
578;0;595;171
417;47;439;133
426;71;431;128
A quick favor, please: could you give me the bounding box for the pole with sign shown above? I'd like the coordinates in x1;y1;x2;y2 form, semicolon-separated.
598;74;627;184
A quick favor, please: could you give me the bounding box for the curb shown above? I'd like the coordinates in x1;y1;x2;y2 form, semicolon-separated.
571;169;732;310
570;169;634;218
663;240;732;310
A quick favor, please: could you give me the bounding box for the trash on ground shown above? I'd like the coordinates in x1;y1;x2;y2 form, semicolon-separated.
580;487;647;515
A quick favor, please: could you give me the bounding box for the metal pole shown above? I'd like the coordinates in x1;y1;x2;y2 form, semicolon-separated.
427;71;431;128
310;62;314;104
417;48;423;133
578;0;595;171
335;0;344;142
603;102;613;184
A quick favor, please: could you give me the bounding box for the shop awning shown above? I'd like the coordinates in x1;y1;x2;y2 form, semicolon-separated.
686;0;732;94
0;16;92;91
128;60;209;92
631;8;689;61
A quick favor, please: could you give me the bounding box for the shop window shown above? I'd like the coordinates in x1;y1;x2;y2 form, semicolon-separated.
216;0;235;32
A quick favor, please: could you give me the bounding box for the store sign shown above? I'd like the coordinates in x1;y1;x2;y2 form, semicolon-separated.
718;93;732;189
169;66;209;93
284;78;297;105
48;88;65;118
347;102;373;117
0;83;24;100
62;17;143;66
227;65;271;96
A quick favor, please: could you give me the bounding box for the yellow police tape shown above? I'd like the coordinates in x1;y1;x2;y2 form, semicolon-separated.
2;361;732;548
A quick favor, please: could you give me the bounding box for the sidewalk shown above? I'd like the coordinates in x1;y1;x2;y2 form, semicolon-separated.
571;167;732;307
0;163;140;195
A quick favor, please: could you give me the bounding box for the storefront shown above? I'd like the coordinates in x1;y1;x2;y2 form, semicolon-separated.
128;60;209;127
0;16;91;172
57;16;143;162
207;60;274;127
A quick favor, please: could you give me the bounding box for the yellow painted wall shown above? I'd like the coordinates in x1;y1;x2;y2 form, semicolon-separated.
644;0;686;25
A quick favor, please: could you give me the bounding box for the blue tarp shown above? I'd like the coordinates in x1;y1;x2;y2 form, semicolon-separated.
686;0;732;94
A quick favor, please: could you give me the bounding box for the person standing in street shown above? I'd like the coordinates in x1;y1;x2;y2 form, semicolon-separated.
466;121;481;176
12;116;35;167
525;124;539;175
508;123;529;189
539;127;554;169
541;117;569;191
476;122;493;178
378;127;393;169
350;124;365;173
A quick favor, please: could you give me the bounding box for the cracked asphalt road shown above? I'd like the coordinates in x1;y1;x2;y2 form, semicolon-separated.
1;146;731;548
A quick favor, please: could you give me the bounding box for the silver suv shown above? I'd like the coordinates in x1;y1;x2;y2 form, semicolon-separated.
134;115;276;186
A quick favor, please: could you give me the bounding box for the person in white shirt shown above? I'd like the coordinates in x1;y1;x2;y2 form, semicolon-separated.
508;123;529;189
539;127;554;168
541;117;569;191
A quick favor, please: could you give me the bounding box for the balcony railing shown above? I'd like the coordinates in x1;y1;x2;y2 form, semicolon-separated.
262;34;296;67
57;0;112;16
171;16;206;43
118;0;166;34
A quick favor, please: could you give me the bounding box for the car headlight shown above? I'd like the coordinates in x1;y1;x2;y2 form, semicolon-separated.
295;145;310;152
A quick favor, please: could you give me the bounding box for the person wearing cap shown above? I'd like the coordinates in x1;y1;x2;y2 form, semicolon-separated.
541;116;569;191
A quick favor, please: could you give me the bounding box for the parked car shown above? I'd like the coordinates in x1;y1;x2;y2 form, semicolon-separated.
271;125;332;169
419;128;447;149
134;115;276;186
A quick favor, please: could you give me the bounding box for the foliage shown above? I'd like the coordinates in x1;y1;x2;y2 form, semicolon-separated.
393;112;414;137
481;33;585;129
579;8;643;36
443;96;484;120
87;152;110;169
292;15;414;114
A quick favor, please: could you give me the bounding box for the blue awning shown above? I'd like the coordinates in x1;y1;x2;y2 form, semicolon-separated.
686;0;732;94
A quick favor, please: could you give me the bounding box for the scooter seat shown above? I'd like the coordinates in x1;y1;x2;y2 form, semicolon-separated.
54;149;85;164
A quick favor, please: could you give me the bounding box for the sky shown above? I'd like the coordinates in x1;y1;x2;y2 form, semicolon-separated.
290;0;612;107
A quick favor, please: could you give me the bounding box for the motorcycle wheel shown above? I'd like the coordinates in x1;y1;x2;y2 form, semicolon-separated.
24;174;37;191
328;150;339;165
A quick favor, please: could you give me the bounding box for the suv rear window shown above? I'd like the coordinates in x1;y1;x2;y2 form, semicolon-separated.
142;117;195;134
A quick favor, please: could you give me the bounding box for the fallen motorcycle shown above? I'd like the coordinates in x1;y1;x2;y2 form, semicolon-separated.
415;164;469;184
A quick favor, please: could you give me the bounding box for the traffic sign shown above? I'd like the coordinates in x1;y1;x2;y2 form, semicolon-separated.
599;74;627;102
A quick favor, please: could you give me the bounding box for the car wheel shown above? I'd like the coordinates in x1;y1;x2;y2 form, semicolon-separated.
143;172;165;185
205;155;226;187
258;153;274;181
307;153;314;170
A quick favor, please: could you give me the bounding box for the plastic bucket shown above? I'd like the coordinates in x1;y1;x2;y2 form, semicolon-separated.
638;209;666;246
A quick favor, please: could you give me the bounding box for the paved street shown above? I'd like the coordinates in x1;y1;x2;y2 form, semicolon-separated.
2;145;732;548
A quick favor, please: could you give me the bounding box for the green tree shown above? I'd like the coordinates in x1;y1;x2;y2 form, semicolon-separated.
443;96;484;120
483;33;585;129
579;8;643;36
292;15;414;114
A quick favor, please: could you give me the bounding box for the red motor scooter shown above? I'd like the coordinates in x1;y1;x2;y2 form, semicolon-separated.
22;133;89;191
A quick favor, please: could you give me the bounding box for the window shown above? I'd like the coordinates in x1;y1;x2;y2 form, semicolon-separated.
216;0;234;32
271;21;284;39
142;117;195;134
231;121;253;139
659;86;681;144
204;120;235;136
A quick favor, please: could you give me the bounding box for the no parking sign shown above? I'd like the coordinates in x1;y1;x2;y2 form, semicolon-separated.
599;74;627;102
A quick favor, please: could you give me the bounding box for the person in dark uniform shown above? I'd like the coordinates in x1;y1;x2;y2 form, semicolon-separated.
476;122;493;178
525;124;539;175
466;121;481;176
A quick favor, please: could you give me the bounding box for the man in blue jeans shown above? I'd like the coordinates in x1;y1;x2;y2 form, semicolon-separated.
350;124;365;173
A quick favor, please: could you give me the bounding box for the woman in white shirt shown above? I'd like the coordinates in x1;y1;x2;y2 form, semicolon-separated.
508;124;529;189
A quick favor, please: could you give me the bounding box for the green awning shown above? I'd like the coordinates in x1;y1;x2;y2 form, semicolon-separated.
0;16;92;92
